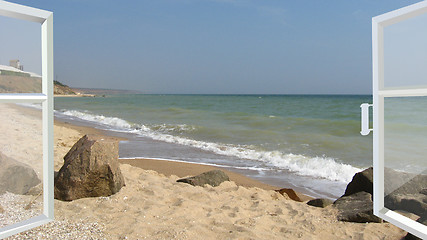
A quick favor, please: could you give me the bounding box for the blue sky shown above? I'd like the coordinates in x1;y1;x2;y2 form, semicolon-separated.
1;0;422;94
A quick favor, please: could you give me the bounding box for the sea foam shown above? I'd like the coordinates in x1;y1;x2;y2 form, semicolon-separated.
56;109;361;183
61;110;132;130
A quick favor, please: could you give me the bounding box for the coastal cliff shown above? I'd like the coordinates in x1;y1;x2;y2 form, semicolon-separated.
0;74;76;95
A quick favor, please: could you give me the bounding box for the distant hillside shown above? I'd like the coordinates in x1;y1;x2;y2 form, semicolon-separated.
0;64;139;95
54;80;76;95
72;88;142;95
0;75;42;93
0;74;76;95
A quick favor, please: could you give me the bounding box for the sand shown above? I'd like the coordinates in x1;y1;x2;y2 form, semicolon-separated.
0;103;407;239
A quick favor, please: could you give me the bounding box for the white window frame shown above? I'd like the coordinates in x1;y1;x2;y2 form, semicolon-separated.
0;1;53;238
372;1;427;239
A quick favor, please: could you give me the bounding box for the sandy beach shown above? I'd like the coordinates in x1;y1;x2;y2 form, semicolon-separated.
0;103;408;239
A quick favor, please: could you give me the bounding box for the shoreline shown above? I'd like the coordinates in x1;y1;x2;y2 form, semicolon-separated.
54;112;323;199
17;103;339;199
1;103;408;239
53;108;314;200
14;103;305;193
54;94;95;98
119;157;313;202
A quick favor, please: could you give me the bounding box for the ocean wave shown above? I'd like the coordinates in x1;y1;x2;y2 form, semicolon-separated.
150;123;197;133
60;110;133;130
56;109;361;183
139;130;361;182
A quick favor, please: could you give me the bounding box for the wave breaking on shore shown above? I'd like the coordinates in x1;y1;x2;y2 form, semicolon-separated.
57;109;361;183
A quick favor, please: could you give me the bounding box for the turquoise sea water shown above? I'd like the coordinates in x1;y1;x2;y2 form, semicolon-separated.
54;94;374;198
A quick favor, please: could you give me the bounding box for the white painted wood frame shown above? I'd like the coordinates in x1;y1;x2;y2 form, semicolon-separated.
372;1;427;239
0;1;53;238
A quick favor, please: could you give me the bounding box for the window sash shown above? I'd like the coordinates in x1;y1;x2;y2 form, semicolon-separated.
372;1;427;238
0;1;53;238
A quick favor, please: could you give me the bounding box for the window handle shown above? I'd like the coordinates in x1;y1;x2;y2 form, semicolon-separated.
360;103;372;136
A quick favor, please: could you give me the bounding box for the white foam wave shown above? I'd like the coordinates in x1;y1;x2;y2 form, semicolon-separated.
151;123;196;133
57;109;361;183
60;110;132;130
138;130;361;183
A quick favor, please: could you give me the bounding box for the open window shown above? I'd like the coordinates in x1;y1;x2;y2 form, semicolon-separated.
0;1;53;238
365;1;427;238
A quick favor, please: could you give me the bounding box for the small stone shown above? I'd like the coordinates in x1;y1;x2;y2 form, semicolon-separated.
0;204;3;214
307;198;333;208
177;170;229;187
275;188;302;202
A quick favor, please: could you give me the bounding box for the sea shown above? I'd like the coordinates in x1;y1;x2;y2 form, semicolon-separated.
53;94;377;199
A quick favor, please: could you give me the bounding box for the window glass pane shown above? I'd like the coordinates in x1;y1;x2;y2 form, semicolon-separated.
383;13;427;90
0;15;42;93
384;96;427;224
0;103;43;227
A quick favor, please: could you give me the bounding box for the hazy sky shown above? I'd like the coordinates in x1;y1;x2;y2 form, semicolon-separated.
1;0;423;94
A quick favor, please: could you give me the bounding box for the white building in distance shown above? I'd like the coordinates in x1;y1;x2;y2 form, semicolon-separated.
9;59;23;71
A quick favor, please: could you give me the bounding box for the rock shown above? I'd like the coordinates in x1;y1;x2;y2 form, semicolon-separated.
0;152;40;195
0;204;3;213
275;188;303;202
384;171;427;216
343;167;373;196
54;135;125;201
307;198;333;208
177;170;229;187
333;191;382;223
343;167;427;217
385;193;427;217
343;167;422;196
384;169;424;196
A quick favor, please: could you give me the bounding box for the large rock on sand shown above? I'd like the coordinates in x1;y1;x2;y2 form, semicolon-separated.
0;152;40;195
54;135;125;201
343;167;373;196
344;167;427;217
383;169;427;216
177;170;229;187
333;191;382;223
